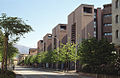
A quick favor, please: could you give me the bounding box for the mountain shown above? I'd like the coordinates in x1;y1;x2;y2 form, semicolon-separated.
14;44;30;54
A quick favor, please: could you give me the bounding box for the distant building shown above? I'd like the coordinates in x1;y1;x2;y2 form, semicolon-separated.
37;40;43;53
43;33;52;52
29;48;37;55
52;24;67;50
18;54;29;62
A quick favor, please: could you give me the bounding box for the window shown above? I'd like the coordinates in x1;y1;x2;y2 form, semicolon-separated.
41;40;43;43
104;14;112;17
94;9;97;18
94;31;96;37
104;24;112;26
48;35;52;39
116;30;119;39
104;33;112;36
116;15;119;23
60;26;66;30
116;0;119;8
84;7;92;13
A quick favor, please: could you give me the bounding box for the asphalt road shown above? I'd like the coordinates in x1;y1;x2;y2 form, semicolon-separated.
14;66;92;78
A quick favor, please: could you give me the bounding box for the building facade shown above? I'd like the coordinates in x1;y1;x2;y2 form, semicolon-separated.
29;48;37;55
43;33;52;52
94;8;102;40
37;40;43;53
67;4;113;44
52;24;67;50
67;4;104;44
102;4;112;42
112;0;120;47
18;54;28;63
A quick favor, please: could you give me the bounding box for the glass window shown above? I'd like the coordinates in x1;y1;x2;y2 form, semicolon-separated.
104;14;112;17
104;33;112;36
104;24;112;26
48;35;52;39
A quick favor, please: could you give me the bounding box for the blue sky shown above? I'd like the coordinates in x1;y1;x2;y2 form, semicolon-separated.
0;0;111;48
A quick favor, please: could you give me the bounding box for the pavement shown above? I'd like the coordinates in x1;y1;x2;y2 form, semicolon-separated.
13;66;94;78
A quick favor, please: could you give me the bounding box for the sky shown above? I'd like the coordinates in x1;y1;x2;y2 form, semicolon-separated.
0;0;112;48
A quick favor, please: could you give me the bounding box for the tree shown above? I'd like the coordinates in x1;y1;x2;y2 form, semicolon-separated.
0;30;18;62
59;42;77;71
7;43;19;59
78;38;117;73
0;13;33;72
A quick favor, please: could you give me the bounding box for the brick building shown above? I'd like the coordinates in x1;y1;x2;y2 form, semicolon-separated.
43;33;52;52
29;48;37;55
67;4;112;44
67;4;97;44
102;4;112;42
37;40;43;53
18;54;28;63
52;24;67;50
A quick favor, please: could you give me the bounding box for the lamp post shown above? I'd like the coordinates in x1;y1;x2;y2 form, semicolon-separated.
75;34;80;72
75;44;77;72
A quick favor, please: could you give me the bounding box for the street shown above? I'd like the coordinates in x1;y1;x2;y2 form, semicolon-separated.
14;66;79;78
14;66;92;78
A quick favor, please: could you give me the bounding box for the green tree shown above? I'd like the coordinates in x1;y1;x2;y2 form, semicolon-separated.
0;30;18;62
59;42;77;70
0;13;33;71
29;55;36;64
7;43;19;59
78;38;117;73
24;56;30;65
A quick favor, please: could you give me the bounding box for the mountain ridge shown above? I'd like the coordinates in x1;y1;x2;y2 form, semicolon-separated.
14;44;30;54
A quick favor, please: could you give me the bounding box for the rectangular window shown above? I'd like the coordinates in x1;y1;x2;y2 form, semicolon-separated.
48;35;52;39
60;26;66;30
104;33;112;36
84;7;92;13
104;24;112;26
104;14;112;17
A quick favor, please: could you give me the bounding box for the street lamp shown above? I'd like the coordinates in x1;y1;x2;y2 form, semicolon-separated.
75;43;78;72
75;34;80;72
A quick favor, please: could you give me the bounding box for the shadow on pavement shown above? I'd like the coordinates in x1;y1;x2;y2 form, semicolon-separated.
23;74;81;78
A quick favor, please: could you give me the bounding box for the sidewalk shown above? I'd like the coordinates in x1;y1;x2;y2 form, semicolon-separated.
16;74;24;78
21;65;78;75
13;69;24;78
35;67;79;75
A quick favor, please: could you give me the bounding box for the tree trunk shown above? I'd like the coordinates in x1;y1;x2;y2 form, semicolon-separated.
3;34;8;72
1;35;7;73
1;51;5;72
5;35;8;71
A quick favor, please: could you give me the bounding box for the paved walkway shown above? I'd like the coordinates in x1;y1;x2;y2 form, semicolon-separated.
14;66;94;78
